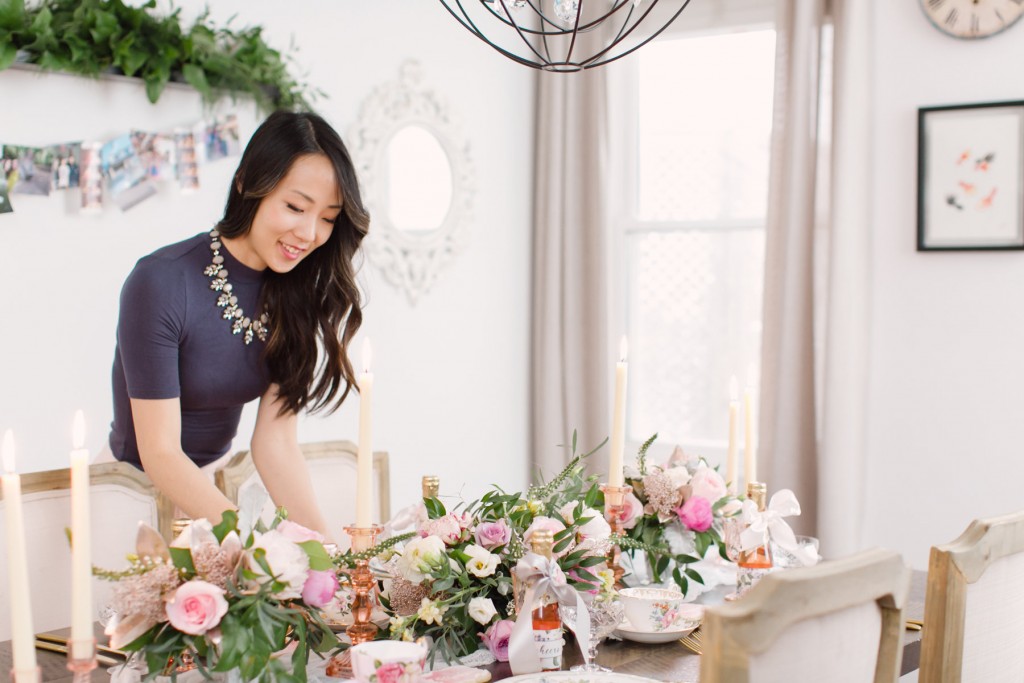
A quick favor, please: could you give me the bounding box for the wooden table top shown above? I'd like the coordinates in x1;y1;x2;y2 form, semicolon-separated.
1;571;926;683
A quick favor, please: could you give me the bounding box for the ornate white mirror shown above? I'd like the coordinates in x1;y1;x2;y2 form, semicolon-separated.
351;60;475;303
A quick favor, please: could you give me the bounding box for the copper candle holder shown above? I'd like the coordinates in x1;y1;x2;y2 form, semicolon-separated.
66;639;97;683
600;484;632;588
327;524;383;678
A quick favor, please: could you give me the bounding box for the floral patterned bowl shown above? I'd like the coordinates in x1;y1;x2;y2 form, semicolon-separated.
350;640;428;683
619;586;687;632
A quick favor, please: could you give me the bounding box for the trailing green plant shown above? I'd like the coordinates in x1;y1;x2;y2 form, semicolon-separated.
0;0;319;111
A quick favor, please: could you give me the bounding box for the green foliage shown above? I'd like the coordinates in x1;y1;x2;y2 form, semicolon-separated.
636;432;657;476
334;533;416;569
1;0;318;111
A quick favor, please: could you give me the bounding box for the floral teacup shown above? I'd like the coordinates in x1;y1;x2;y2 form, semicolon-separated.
620;586;691;632
350;640;428;683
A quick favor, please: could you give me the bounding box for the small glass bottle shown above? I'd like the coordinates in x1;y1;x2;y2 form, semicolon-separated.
421;475;440;499
528;529;564;672
737;482;773;595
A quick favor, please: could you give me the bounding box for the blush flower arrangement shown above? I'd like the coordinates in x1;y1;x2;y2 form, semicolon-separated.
96;511;341;683
382;433;616;664
617;434;739;594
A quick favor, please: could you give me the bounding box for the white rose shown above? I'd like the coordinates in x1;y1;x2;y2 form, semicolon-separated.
689;465;727;503
577;513;611;542
623;463;642;480
464;544;500;578
664;465;691;490
397;535;447;583
558;501;579;525
246;530;310;599
467;597;498;625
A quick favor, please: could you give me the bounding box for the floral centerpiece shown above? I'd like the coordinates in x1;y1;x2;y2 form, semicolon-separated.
381;433;616;664
97;511;340;683
616;434;740;594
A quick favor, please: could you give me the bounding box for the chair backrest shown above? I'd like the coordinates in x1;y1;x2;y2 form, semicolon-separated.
214;440;390;548
0;462;169;640
700;548;911;683
919;510;1024;683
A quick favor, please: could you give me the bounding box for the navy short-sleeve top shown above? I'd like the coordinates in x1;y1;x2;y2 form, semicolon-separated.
109;231;270;469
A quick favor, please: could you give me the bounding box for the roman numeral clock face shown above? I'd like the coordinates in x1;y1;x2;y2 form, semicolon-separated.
922;0;1024;38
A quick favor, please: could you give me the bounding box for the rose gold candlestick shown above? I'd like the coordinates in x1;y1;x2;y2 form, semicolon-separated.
327;524;383;678
66;639;97;683
601;484;632;588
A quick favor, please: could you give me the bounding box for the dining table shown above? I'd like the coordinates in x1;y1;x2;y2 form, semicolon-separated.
0;571;926;683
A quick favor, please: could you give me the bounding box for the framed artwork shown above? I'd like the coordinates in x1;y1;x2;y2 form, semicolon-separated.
917;100;1024;251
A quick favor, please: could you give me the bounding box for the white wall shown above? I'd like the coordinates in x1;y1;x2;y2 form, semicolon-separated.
863;3;1024;569
0;0;533;510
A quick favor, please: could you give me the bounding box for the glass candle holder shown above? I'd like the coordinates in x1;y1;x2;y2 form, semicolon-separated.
66;639;97;683
328;524;383;678
600;483;633;588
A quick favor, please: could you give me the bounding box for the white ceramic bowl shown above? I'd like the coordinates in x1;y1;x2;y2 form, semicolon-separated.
350;640;428;683
619;586;687;632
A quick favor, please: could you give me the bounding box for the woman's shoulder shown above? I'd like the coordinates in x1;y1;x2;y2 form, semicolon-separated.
136;231;212;271
122;232;210;298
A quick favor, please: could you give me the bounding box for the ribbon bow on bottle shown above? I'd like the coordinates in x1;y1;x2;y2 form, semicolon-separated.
508;553;591;674
738;489;814;564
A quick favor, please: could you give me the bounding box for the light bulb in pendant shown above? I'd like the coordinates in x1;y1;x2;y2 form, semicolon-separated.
553;0;580;23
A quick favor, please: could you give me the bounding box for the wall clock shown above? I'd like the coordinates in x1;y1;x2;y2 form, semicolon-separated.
920;0;1024;38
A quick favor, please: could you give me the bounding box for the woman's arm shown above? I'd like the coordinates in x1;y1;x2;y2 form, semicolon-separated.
250;384;330;539
131;397;236;521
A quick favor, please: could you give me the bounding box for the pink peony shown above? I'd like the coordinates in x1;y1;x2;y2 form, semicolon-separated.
617;491;644;530
419;514;464;545
374;662;405;683
165;580;229;635
689;466;728;503
480;619;515;662
474;519;512;550
676;496;713;532
276;520;325;544
301;569;340;608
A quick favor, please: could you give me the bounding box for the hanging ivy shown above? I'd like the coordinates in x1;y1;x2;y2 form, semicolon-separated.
0;0;321;111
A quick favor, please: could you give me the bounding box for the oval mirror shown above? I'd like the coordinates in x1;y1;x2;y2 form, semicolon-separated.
386;124;452;234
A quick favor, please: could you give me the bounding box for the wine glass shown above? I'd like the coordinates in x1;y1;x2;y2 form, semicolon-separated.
560;596;625;672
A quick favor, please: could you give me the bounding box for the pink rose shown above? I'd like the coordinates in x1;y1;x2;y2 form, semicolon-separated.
165;580;229;635
523;516;567;552
614;492;644;530
276;520;325;544
689;466;727;503
419;514;464;545
474;519;512;550
301;569;340;608
480;619;515;662
374;662;405;683
676;496;713;532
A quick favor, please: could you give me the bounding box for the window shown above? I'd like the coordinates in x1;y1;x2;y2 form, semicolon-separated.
611;22;777;455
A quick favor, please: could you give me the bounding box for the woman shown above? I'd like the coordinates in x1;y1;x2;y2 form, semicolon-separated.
108;111;368;537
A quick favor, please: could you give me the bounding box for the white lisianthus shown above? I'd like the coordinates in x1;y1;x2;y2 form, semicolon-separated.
245;530;310;599
558;501;611;543
417;598;449;626
664;465;692;490
464;544;500;578
396;535;447;584
468;597;498;625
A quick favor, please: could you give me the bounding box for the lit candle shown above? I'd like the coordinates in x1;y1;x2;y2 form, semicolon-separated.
355;338;374;528
608;337;628;487
70;411;93;656
727;376;739;494
743;372;757;485
2;429;38;678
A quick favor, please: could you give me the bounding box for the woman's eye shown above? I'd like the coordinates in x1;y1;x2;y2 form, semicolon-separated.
323;216;337;225
286;203;302;213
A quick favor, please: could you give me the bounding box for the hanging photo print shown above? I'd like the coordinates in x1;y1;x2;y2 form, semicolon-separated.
50;143;83;191
0;180;13;214
203;114;241;162
131;131;177;181
80;143;103;213
100;134;157;210
175;128;200;193
2;145;53;196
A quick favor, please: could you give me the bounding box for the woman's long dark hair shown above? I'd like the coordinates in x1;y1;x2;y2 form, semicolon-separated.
216;111;369;415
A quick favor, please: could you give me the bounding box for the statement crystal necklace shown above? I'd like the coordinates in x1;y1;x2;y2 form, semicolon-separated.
204;229;269;345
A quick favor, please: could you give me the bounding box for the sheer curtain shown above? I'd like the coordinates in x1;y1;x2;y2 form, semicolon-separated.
759;0;871;554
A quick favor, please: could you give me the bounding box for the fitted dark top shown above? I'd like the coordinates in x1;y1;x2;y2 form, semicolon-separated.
109;231;270;469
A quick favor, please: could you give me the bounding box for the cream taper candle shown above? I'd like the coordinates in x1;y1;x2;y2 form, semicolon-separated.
70;410;93;656
727;376;739;494
2;429;38;678
355;338;374;527
608;336;628;487
743;381;757;485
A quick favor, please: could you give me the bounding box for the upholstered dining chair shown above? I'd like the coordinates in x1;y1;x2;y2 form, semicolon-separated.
700;548;912;683
214;440;390;548
0;462;170;640
919;510;1024;683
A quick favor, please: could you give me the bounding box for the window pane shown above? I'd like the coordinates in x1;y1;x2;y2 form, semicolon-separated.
627;229;765;445
636;30;776;222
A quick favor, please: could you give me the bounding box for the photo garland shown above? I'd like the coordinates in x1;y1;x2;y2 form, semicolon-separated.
0;114;241;216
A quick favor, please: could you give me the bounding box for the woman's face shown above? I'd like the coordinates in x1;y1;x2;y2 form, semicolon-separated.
230;153;342;273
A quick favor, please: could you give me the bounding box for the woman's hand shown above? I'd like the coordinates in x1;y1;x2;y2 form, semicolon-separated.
250;384;331;539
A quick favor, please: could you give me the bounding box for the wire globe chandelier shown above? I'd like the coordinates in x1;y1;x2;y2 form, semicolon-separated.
438;0;694;72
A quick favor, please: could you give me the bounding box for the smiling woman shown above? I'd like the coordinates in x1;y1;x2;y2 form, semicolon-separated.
106;111;370;539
